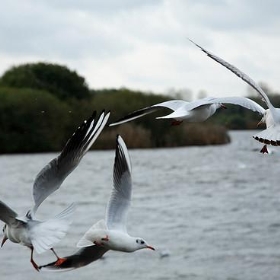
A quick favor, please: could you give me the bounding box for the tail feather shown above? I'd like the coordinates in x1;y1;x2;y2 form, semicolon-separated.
30;203;75;254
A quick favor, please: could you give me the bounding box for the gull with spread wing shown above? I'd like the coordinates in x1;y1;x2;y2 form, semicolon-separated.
189;39;280;153
109;96;264;127
39;135;154;272
0;110;110;271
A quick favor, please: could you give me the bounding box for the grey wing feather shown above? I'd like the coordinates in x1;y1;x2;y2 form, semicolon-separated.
109;100;187;126
209;96;265;114
39;245;109;271
189;39;273;110
0;200;17;225
182;96;265;114
105;135;132;232
33;110;110;213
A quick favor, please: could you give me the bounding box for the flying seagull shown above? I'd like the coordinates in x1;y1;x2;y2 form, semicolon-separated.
109;96;264;127
189;38;279;154
0;110;110;271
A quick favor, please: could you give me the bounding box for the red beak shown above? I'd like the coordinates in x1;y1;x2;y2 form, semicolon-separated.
146;245;155;251
1;236;8;247
221;104;227;109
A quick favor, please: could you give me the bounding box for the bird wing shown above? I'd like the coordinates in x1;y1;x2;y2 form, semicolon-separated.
0;200;18;225
178;96;265;114
105;135;132;232
29;203;75;254
109;100;187;126
39;245;109;272
32;110;110;213
189;39;277;117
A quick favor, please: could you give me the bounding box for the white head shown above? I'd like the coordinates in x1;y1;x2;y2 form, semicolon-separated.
135;238;155;251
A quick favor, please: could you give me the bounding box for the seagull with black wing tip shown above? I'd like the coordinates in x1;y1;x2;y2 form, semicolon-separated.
0;110;110;271
39;135;154;272
189;38;280;154
109;96;264;128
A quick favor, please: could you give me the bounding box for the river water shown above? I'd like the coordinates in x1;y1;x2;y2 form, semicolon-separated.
0;130;280;280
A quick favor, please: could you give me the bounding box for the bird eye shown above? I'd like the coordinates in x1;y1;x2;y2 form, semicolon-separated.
141;240;144;244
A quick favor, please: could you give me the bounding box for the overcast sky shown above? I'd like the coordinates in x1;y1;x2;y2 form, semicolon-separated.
1;0;280;99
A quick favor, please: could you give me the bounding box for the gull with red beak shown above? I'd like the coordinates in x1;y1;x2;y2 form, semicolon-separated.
77;135;155;253
40;135;154;272
109;96;264;127
188;39;280;154
0;110;110;271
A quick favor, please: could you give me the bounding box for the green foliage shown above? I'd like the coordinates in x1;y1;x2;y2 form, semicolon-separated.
0;62;90;100
0;87;71;153
3;61;277;153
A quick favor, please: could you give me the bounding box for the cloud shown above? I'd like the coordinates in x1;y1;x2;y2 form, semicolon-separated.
0;0;280;98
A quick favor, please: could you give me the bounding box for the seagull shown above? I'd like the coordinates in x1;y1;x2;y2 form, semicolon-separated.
39;135;154;271
189;39;280;154
0;200;74;271
0;110;110;271
109;96;264;127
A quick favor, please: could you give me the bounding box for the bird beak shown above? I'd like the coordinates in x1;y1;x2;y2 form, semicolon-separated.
146;245;155;251
1;236;8;247
221;104;227;109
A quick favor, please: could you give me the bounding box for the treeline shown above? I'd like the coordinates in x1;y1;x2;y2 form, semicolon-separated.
0;62;275;153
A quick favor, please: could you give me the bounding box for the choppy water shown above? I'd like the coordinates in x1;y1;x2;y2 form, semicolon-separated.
0;131;280;280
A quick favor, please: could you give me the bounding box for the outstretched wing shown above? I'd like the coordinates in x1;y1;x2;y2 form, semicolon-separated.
33;110;110;213
105;135;132;232
29;203;75;254
189;39;276;115
0;200;18;225
179;96;265;114
39;245;109;272
109;100;187;126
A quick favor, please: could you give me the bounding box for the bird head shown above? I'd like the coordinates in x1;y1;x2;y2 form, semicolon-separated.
135;238;155;251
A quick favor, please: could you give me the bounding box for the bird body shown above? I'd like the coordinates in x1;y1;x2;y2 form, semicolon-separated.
109;96;264;127
0;110;110;270
189;39;280;152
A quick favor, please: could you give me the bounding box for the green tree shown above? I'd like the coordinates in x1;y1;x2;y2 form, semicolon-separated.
0;62;91;100
0;87;71;153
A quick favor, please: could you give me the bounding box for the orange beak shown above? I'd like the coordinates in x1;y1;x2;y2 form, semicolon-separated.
1;236;8;247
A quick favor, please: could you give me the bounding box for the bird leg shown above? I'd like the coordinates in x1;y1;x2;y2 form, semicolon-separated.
30;247;39;271
260;145;268;154
171;120;183;126
51;248;67;266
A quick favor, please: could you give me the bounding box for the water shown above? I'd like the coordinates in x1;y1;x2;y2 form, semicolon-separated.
0;131;280;280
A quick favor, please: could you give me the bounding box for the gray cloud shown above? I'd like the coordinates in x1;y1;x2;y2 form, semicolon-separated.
0;0;279;96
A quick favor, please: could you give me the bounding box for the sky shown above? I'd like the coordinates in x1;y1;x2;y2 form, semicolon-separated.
1;0;280;100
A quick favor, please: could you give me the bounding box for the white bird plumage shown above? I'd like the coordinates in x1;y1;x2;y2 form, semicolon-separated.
109;96;264;127
0;110;110;271
77;135;155;253
189;38;280;153
39;135;154;272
